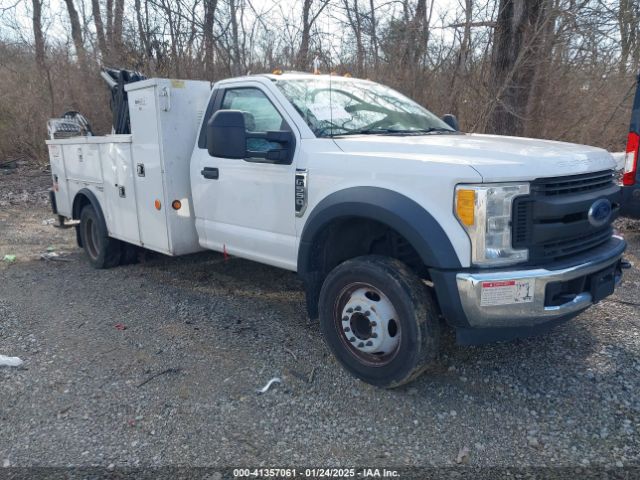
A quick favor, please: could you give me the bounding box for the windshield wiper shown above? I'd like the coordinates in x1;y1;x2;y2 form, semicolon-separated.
334;127;456;137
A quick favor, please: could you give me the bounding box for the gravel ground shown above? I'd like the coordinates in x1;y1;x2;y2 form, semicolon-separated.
1;166;640;474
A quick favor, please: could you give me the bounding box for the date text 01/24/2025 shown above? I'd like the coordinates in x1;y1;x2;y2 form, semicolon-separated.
233;468;400;478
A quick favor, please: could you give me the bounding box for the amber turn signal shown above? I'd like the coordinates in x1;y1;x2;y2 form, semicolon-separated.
154;199;161;210
172;200;182;210
456;189;475;226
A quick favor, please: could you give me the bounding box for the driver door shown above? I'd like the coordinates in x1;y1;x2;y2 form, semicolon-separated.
193;85;298;270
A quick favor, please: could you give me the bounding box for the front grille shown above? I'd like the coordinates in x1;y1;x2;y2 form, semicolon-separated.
512;170;619;263
532;227;613;261
512;198;533;245
530;170;614;196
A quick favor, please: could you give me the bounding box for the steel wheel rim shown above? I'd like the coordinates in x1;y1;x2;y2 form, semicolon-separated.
333;282;401;367
84;217;99;260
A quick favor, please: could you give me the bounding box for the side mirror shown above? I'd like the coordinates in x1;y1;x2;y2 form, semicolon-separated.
442;114;459;131
207;110;247;159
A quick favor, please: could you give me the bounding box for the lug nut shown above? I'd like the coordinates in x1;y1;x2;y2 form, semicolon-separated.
370;321;377;327
364;311;371;317
349;337;356;342
344;327;350;332
342;316;349;322
366;341;373;346
354;306;362;311
371;333;378;338
358;342;364;348
346;308;353;313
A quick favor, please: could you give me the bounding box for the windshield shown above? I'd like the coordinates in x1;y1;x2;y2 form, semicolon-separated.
274;76;455;138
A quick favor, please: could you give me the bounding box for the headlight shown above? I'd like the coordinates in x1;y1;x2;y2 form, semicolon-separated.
455;183;530;267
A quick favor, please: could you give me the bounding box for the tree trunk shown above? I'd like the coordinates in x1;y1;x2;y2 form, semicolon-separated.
106;0;113;47
134;0;151;61
91;0;108;59
344;0;365;76
112;0;125;61
524;0;556;138
448;0;473;115
32;0;55;115
368;0;379;70
297;0;312;70
203;0;218;79
32;0;46;75
486;0;548;136
63;0;88;68
229;0;242;75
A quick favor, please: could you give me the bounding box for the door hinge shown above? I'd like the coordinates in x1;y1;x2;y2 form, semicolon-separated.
137;163;145;177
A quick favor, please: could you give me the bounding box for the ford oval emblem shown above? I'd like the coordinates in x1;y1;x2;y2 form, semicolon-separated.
588;199;612;227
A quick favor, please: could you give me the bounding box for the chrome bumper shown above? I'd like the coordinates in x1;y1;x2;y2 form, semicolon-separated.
456;237;625;328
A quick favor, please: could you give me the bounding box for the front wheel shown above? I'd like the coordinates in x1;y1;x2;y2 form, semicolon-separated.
319;255;440;388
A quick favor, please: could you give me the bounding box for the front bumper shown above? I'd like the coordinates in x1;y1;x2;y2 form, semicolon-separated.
431;236;626;339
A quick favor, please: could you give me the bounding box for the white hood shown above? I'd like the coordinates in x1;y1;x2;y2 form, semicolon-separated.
333;133;616;182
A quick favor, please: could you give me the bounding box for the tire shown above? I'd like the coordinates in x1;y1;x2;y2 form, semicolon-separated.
319;255;440;388
79;204;121;269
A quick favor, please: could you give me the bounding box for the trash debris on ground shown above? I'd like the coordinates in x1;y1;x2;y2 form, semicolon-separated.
41;218;55;225
2;254;16;263
287;367;316;384
256;377;281;394
0;355;24;367
137;367;182;388
114;323;127;331
455;446;470;464
40;251;71;262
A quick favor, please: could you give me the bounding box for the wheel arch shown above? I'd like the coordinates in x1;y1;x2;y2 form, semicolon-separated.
72;188;107;248
297;187;461;318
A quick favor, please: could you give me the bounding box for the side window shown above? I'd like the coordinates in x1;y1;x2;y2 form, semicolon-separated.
221;88;289;153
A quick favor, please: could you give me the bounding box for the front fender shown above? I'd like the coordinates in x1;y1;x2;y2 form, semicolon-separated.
298;187;462;274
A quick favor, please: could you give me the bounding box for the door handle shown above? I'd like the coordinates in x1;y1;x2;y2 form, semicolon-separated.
201;167;219;180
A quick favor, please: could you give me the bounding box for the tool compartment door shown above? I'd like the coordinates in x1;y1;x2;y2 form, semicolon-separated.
100;141;141;245
47;143;71;216
128;83;171;254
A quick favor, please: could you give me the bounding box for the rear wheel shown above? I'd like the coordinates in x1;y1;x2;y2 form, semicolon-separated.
79;204;121;269
319;255;440;388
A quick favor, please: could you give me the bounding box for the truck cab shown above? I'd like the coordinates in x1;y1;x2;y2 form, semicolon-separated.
48;72;626;388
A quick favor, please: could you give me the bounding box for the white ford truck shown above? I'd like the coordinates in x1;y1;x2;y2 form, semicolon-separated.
47;72;625;387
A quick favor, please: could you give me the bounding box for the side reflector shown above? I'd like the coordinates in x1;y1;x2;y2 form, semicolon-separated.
154;199;161;210
623;132;639;186
456;189;475;226
171;200;182;210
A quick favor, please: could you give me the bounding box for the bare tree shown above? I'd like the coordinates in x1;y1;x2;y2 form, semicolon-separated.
368;0;378;69
618;0;639;73
229;0;242;75
343;0;365;75
91;0;108;59
112;0;125;60
486;0;551;136
63;0;88;68
296;0;331;70
32;0;46;75
448;0;473;115
204;0;218;78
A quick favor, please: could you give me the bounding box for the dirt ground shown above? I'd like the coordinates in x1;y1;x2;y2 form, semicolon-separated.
1;164;640;476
